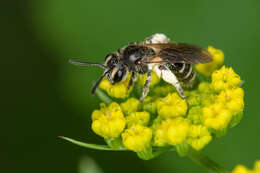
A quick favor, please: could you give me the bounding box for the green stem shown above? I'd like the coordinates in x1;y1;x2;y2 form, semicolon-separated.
95;88;112;105
187;148;229;173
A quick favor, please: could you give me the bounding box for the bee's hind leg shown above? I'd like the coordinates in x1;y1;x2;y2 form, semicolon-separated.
173;82;190;116
159;65;190;115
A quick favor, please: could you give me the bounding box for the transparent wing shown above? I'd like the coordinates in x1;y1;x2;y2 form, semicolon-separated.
144;43;212;64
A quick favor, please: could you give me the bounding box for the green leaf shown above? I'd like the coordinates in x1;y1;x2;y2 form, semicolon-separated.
59;136;127;151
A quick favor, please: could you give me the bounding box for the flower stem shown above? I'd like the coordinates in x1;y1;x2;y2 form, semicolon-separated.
95;88;112;105
187;148;229;173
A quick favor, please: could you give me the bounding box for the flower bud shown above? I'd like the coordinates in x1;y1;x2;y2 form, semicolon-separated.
120;98;139;115
157;93;187;118
186;125;212;150
195;46;224;77
126;112;150;127
202;103;232;130
91;102;126;139
211;66;241;92
121;125;152;152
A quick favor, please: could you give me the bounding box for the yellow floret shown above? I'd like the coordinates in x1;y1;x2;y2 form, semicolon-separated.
91;102;126;139
231;160;260;173
153;118;168;147
202;103;232;130
126;112;150;127
157;93;187;118
195;46;224;77
99;74;132;99
211;66;241;92
232;165;251;173
120;98;139;115
137;71;160;86
121;125;152;152
167;118;190;145
153;118;190;146
186;125;212;150
216;88;244;115
254;161;260;172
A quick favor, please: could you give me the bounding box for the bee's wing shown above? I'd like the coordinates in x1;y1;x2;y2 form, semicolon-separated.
143;43;212;64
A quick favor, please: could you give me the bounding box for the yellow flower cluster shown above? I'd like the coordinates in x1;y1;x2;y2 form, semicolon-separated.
157;93;188;118
186;125;212;150
232;161;260;173
91;103;126;139
153;117;189;146
195;46;224;77
90;46;244;158
126;112;150;127
203;103;232;130
212;66;242;92
202;66;244;131
120;98;139;115
99;75;133;99
137;71;160;86
122;125;152;152
216;88;244;115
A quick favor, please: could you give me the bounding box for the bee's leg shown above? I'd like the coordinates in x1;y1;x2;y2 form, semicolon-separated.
159;65;189;115
139;71;152;102
127;72;136;90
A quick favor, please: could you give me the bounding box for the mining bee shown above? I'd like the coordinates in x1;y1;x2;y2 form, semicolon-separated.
69;33;212;110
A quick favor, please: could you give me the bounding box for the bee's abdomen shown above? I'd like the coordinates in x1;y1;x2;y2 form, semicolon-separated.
166;63;196;87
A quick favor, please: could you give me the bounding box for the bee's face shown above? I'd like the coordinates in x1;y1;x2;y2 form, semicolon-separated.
105;53;129;84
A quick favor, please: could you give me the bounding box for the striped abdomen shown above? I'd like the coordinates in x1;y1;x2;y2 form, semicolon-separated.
166;63;196;87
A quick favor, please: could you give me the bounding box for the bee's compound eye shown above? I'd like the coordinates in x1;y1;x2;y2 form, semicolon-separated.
113;69;124;83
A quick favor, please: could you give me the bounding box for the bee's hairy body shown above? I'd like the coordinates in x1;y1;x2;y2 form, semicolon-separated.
114;44;196;87
69;33;212;111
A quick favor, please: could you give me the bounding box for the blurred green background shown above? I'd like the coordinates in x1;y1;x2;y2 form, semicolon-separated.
2;0;259;173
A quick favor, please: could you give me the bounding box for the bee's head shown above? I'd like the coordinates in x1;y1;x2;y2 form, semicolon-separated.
69;53;128;95
104;53;129;84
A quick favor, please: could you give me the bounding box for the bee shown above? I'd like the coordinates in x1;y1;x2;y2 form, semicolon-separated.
69;33;212;110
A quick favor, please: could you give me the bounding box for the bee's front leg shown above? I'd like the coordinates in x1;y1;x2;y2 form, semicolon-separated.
127;72;136;90
139;71;152;102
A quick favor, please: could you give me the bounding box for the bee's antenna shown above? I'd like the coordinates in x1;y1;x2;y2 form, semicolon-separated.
69;59;106;69
91;72;107;95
